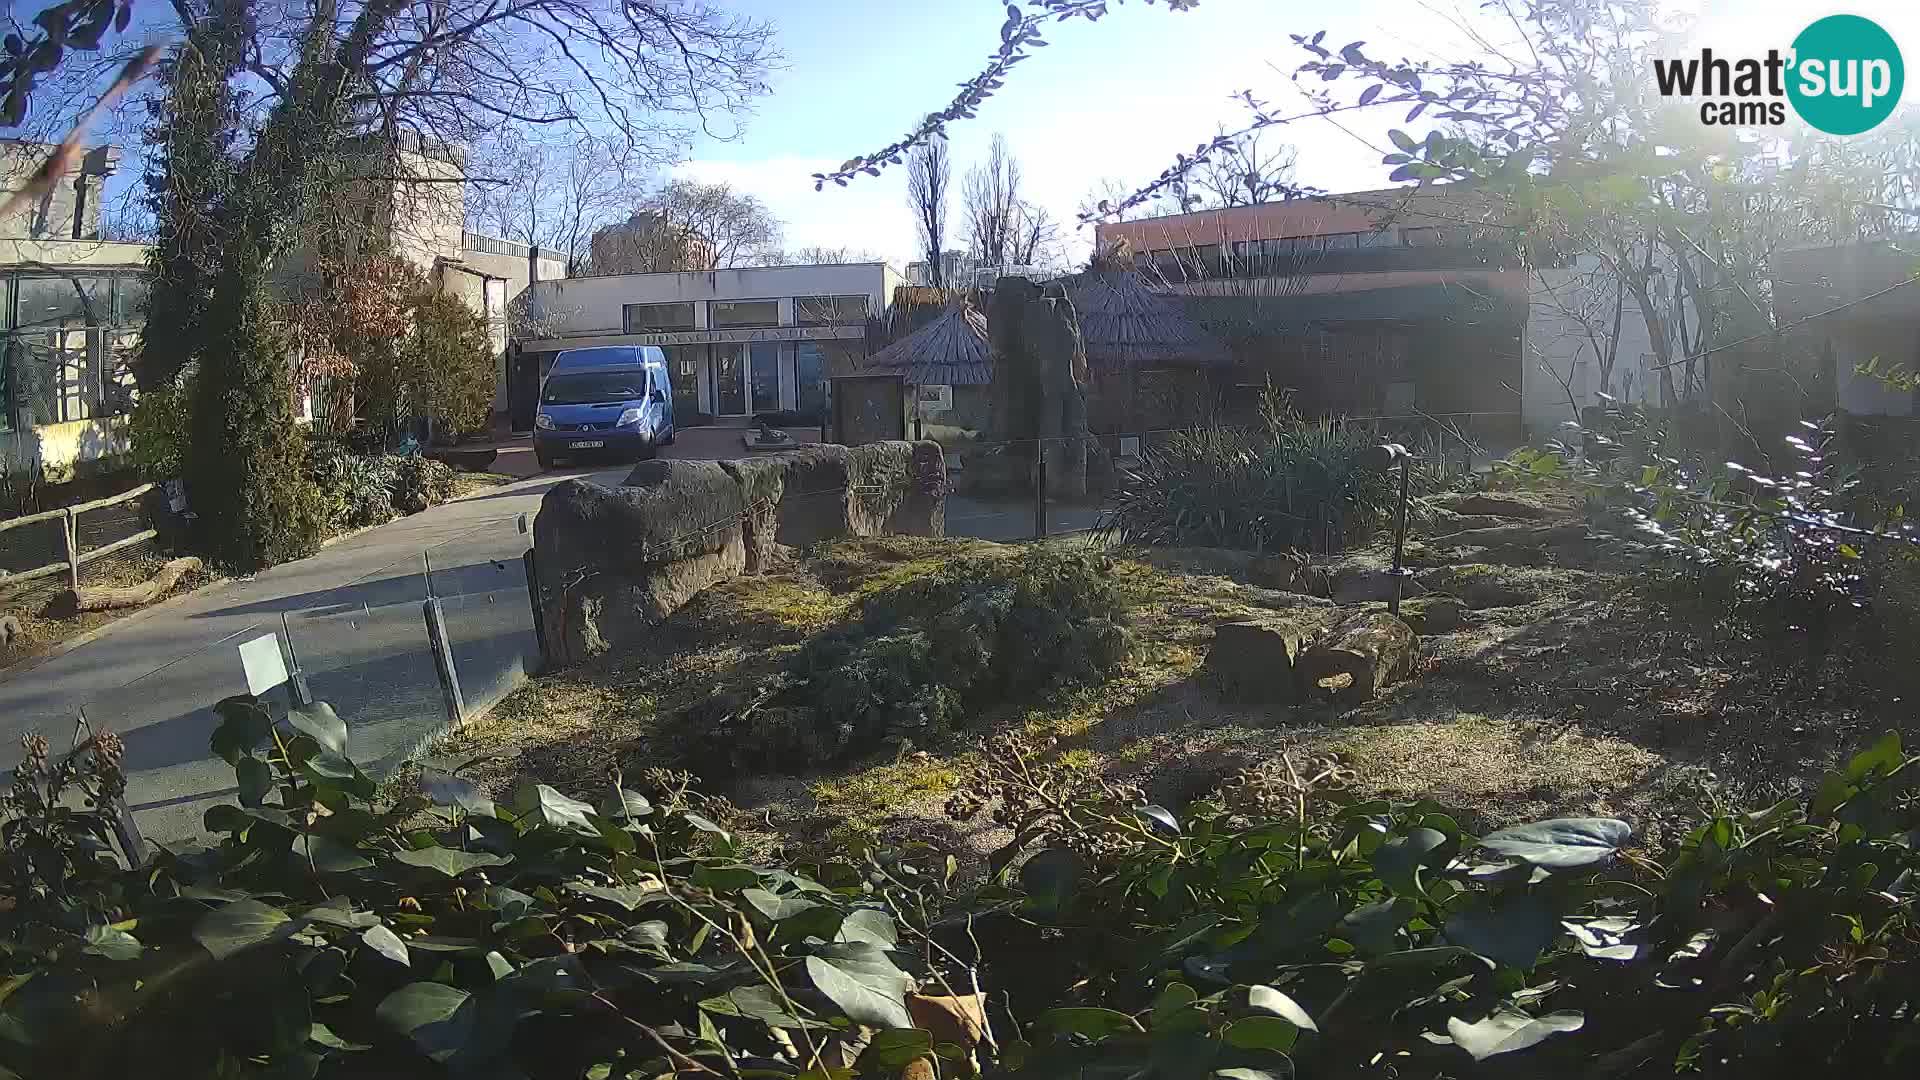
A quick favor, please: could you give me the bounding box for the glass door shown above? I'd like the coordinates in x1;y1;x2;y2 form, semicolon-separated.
749;342;781;414
714;343;747;415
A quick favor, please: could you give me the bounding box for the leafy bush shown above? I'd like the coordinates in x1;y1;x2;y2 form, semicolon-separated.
392;455;456;514
127;366;194;480
1101;392;1398;553
5;706;1917;1078
406;291;498;437
679;548;1131;774
309;443;397;529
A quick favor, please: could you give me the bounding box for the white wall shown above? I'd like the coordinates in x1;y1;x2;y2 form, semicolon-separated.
1522;256;1684;438
519;263;894;340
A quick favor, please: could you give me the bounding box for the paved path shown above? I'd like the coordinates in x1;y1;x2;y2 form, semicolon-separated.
0;465;626;844
0;452;1095;845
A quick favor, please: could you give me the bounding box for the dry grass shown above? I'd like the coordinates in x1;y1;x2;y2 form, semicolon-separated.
1;550;212;672
434;497;1896;862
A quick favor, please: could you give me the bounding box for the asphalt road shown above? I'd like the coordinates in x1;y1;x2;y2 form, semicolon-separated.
0;464;1092;846
0;465;628;845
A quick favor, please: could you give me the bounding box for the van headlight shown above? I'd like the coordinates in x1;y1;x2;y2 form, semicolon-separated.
534;414;555;430
616;408;646;427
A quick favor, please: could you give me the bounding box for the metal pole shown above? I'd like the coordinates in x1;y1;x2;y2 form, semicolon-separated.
423;598;467;729
278;611;313;707
1033;439;1048;539
523;548;549;674
1389;457;1411;615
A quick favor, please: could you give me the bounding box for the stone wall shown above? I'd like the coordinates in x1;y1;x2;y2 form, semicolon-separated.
533;440;946;666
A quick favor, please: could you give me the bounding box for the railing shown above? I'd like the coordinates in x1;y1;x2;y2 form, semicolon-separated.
0;481;156;591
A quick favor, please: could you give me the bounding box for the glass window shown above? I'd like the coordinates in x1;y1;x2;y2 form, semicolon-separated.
795;342;828;417
749;342;780;413
1404;226;1442;246
113;275;149;324
665;345;705;414
13;275;107;329
793;294;868;326
1357;229;1395;247
1325;233;1359;250
624;302;697;333
541;370;650;405
714;343;747;414
711;299;779;328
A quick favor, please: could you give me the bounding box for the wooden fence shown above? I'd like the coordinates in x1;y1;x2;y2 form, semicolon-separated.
0;482;157;591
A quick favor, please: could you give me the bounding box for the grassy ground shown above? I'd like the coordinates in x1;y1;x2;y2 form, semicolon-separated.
433;494;1908;865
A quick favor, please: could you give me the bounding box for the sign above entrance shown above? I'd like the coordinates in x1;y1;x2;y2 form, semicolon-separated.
626;325;865;346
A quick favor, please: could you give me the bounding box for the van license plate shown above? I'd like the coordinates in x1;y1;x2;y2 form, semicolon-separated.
570;440;605;449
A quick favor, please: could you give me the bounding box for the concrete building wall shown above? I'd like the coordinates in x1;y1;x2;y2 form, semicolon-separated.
1522;258;1679;437
520;263;899;339
0;141;118;241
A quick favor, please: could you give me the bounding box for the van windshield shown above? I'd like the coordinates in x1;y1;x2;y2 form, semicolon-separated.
542;370;649;405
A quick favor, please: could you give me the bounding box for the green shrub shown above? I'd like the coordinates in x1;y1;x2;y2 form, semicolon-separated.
127;366;194;481
679;549;1131;775
1100;391;1399;552
5;705;1917;1078
391;455;456;513
309;444;397;529
406;292;498;437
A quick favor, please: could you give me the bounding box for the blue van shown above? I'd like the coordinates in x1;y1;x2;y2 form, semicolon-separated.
533;346;675;469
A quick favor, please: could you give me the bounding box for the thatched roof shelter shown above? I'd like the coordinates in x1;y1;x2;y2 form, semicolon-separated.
1059;268;1232;371
863;302;991;386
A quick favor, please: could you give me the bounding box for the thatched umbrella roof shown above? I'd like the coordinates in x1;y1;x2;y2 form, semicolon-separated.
1060;268;1232;370
863;302;991;386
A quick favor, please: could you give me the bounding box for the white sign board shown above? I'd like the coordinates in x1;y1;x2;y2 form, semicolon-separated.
238;633;290;696
915;384;954;413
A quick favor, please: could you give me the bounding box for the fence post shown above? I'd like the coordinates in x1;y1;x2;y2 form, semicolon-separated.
1033;439;1048;539
63;508;79;589
523;548;549;674
422;598;467;729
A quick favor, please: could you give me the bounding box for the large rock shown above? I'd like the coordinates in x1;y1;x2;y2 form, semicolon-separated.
1329;567;1426;605
1416;564;1543;609
890;440;947;537
1426;492;1560;519
772;443;857;547
1205;619;1310;704
1298;611;1419;704
718;454;790;573
717;441;948;561
537;465;748;664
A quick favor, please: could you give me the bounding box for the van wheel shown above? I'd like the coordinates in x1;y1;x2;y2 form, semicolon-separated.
660;430;675;447
635;440;659;462
535;447;556;470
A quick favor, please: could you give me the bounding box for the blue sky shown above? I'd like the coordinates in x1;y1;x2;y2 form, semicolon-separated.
674;0;1920;266
80;0;1920;264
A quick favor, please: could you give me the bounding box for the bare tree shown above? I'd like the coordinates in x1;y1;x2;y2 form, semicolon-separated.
466;132;631;274
905;125;950;285
963;133;1022;266
590;179;782;272
1186;127;1299;209
1013;201;1056;266
755;245;883;265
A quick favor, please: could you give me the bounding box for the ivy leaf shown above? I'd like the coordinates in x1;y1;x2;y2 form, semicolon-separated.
1845;730;1902;781
1214;1071;1287;1080
389;846;512;878
837;908;899;947
194;899;293;960
1388;128;1418;153
1562;917;1643;961
806;948;912;1029
742;887;822;922
210;695;272;765
308;1023;370;1052
1446;1009;1584;1060
858;1028;934;1071
700;984;818;1029
1444;895;1561;970
1035;1007;1139;1038
1135;804;1180;834
1223;1015;1300;1052
1247;985;1318;1031
287;700;348;754
295;834;373;873
83;924;143;961
513;783;597;833
1373;827;1448;892
237;754;272;808
303;897;379;930
565;881;662;911
1477;818;1630;871
1339;898;1416;955
376;982;473;1063
420;766;495;818
599;788;652;820
1359;83;1383;106
362;924;411;967
1019;847;1084;911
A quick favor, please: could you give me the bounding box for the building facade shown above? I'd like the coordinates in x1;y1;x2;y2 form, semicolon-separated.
511;263;901;430
1094;187;1689;440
